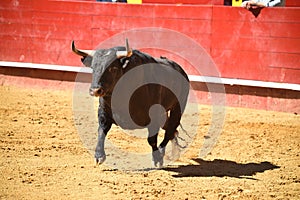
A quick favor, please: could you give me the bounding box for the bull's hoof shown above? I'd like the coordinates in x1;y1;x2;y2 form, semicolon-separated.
95;155;106;165
153;160;163;168
152;147;165;168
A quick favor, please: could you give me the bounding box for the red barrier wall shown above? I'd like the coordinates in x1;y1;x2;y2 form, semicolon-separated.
286;0;300;7
212;6;300;84
0;0;299;113
46;0;299;6
59;0;223;4
1;0;299;84
142;0;223;4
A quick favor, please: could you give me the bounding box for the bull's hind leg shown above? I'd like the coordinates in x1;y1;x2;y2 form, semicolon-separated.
159;104;182;161
147;127;164;168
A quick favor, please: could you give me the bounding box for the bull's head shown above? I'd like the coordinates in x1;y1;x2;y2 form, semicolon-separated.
72;39;132;97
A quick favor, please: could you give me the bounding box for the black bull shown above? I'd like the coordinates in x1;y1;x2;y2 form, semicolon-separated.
72;40;190;167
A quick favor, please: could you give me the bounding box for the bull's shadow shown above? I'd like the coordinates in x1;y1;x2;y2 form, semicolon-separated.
164;159;279;179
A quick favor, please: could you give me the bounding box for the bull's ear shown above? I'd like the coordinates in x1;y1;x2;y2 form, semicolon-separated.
116;38;133;58
71;41;95;57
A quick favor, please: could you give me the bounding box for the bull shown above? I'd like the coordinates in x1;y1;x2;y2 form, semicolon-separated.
72;39;189;167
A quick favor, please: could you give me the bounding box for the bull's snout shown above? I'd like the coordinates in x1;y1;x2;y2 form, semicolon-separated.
89;88;105;97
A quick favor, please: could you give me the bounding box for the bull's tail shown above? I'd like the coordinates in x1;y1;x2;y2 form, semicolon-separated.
173;123;192;149
179;123;192;139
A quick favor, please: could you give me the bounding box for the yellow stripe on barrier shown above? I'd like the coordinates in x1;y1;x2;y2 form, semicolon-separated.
232;0;242;6
127;0;142;4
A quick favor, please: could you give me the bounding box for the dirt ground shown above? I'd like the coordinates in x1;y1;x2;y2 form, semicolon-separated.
0;81;299;199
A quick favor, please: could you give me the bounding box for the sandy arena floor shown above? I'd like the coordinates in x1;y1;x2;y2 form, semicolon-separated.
0;82;299;199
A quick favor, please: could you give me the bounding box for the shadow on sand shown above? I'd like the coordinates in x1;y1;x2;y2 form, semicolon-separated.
164;159;280;179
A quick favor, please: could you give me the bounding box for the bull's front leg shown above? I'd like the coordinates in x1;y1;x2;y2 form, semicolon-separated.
95;127;107;164
95;108;112;165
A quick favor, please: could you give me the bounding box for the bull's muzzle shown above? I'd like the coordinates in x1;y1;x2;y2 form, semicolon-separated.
89;88;105;97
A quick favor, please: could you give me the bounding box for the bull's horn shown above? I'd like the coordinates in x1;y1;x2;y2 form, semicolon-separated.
116;38;133;58
71;41;95;57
